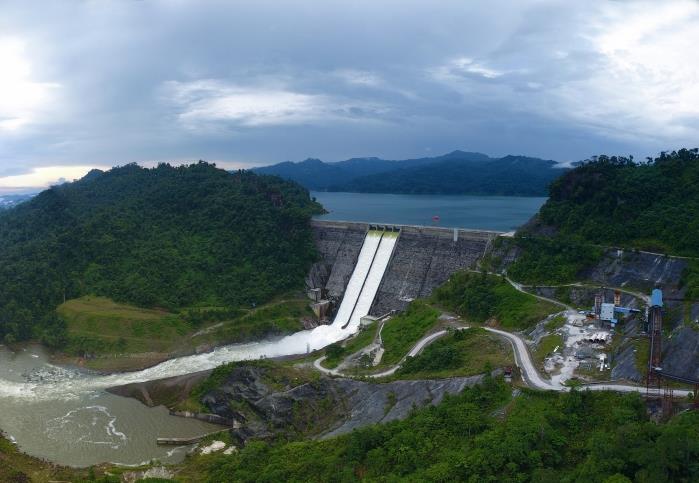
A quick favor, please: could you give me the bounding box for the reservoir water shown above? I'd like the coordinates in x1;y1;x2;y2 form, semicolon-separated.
312;192;547;231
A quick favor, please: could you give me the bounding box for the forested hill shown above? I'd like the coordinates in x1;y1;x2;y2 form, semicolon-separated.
254;151;565;196
530;148;699;257
0;162;322;344
342;155;563;195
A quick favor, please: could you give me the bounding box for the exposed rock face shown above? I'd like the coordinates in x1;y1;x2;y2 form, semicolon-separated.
662;327;699;380
610;319;644;383
611;344;644;383
201;366;344;442
530;286;642;310
581;249;686;295
320;376;486;439
107;370;211;407
199;365;486;444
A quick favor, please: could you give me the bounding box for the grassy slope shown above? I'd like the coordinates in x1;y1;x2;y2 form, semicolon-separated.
378;301;441;366
534;333;564;365
206;298;313;346
433;271;558;330
338;275;555;373
397;328;513;379
491;281;557;329
57;295;313;371
58;296;187;353
322;324;380;369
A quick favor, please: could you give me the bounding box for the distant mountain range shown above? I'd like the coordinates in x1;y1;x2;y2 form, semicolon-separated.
0;193;35;210
253;150;567;196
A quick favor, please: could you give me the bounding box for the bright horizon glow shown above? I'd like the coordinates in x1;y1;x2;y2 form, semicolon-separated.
1;0;699;186
0;165;103;191
0;37;58;132
0;160;262;193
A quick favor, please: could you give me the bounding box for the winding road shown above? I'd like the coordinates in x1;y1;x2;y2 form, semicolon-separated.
314;272;692;398
469;326;690;397
314;319;692;398
314;327;468;378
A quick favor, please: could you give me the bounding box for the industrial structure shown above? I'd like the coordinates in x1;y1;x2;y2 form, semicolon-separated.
641;288;699;418
590;287;699;418
592;289;640;327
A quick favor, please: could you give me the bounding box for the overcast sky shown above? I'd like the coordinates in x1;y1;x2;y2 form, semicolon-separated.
1;0;698;192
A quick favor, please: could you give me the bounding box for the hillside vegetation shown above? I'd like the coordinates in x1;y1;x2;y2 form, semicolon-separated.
433;271;558;329
0;162;322;345
536;149;699;256
342;155;563;196
506;148;699;288
184;376;699;482
378;300;440;365
397;327;513;379
0;433;89;482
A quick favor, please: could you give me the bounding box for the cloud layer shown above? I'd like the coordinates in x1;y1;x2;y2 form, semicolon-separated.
0;0;698;190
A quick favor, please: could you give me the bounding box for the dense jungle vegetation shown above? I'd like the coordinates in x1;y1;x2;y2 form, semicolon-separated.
191;376;699;482
0;162;322;345
538;149;699;256
506;235;604;285
508;148;699;287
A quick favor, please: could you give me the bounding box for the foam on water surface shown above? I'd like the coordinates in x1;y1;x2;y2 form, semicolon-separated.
0;229;400;466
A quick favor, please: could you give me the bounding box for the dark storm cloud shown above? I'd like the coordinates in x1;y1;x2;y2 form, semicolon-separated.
0;0;698;189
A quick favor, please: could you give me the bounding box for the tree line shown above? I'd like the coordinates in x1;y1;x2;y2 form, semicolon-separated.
0;162;323;345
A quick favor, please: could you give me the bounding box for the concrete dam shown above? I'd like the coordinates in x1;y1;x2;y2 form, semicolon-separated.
307;220;502;320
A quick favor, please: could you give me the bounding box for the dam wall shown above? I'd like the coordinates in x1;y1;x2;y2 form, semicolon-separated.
307;221;367;303
309;220;501;316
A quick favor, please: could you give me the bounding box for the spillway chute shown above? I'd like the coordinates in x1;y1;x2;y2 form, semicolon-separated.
337;229;399;330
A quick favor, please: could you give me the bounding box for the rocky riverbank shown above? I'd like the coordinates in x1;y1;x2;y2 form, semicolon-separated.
108;363;488;444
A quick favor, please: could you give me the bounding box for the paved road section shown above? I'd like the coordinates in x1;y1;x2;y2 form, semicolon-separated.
314;323;692;398
314;327;467;378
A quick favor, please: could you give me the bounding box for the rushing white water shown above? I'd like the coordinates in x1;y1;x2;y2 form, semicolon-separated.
0;228;399;466
0;229;398;401
331;230;383;329
345;231;398;329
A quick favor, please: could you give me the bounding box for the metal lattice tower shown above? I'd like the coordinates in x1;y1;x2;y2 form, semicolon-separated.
646;304;663;390
645;289;674;418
